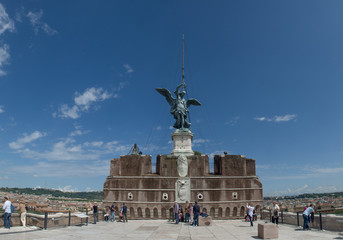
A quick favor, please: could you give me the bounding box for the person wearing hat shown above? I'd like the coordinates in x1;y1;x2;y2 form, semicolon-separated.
3;196;12;229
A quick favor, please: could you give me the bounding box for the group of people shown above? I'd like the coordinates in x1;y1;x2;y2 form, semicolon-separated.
271;201;315;231
173;201;201;226
2;196;27;229
103;202;128;223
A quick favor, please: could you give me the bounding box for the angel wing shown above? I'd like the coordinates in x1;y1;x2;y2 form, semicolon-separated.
186;98;201;108
155;88;175;106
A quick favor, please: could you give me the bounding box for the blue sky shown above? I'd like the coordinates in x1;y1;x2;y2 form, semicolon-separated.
0;0;343;196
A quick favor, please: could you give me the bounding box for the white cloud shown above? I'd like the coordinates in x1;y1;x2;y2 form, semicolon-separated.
10;160;110;178
0;4;15;35
0;4;14;77
0;44;10;76
193;139;210;144
192;139;210;148
57;185;78;192
254;114;297;122
70;129;83;137
69;125;88;137
225;116;240;126
59;104;80;119
9;131;47;149
84;141;103;147
15;7;24;23
156;126;162;131
274;114;297;122
256;165;271;170
311;167;343;174
123;64;134;73
0;105;4;113
58;87;113;119
264;173;316;180
27;10;57;35
15;137;130;161
74;87;112;110
22;138;96;161
266;184;343;197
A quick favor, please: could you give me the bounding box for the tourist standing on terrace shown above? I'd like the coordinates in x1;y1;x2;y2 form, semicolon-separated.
108;203;116;222
19;201;27;227
246;203;254;227
193;201;200;226
272;202;280;225
189;203;193;223
121;203;128;222
2;196;12;229
303;204;315;230
174;201;180;224
92;203;98;224
184;201;190;223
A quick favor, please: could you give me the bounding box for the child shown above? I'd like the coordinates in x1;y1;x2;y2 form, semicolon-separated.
104;207;110;221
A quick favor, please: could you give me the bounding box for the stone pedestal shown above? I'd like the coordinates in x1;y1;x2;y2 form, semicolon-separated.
258;223;278;239
171;129;194;156
199;216;212;226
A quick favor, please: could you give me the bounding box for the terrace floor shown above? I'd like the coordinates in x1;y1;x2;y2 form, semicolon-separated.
1;219;343;240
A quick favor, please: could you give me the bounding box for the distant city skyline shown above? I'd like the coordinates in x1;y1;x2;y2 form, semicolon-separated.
1;1;343;196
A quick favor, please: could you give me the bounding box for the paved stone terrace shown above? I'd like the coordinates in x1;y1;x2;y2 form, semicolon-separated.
1;220;342;240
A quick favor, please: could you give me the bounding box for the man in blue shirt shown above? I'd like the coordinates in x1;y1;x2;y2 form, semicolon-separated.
193;201;200;226
108;203;116;222
2;196;12;229
303;204;315;230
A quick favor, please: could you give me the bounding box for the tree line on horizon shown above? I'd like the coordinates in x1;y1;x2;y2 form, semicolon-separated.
264;192;343;200
0;187;103;201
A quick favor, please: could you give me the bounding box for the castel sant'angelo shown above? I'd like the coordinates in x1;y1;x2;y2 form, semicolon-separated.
103;38;263;220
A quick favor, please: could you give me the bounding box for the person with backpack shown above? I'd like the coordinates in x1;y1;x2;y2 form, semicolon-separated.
2;196;12;229
121;203;128;222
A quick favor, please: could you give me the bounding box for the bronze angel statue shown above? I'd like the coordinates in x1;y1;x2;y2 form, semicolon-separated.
156;83;201;130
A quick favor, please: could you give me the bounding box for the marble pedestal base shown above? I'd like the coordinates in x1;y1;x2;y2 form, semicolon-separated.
171;129;194;156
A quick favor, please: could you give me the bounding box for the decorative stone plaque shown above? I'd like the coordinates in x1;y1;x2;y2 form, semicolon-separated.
175;178;190;203
177;154;188;177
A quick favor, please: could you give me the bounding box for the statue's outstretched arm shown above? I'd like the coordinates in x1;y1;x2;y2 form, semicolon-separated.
175;84;182;93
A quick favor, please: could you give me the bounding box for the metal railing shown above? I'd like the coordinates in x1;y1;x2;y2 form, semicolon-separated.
260;209;343;232
1;210;105;230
